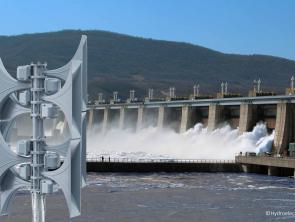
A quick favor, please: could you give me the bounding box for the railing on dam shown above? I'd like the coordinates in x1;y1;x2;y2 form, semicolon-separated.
86;158;240;172
89;94;295;109
86;158;235;164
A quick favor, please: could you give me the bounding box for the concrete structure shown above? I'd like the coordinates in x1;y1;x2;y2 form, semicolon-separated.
88;94;295;155
180;106;192;133
207;104;224;131
236;156;295;177
102;108;109;134
238;103;257;134
274;103;295;154
136;106;144;131
157;106;166;129
268;166;279;176
87;109;94;131
119;107;125;129
87;159;240;173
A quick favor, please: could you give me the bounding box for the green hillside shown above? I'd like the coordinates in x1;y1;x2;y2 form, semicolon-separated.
0;30;294;100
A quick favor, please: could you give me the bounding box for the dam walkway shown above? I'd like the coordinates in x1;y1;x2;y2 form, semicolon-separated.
236;155;295;177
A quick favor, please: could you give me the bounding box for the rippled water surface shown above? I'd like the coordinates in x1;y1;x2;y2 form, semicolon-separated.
3;173;295;222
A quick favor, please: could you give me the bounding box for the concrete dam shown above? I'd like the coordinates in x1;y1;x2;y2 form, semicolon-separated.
88;93;295;156
85;88;295;176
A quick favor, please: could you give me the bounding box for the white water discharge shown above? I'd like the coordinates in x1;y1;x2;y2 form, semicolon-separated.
87;122;274;160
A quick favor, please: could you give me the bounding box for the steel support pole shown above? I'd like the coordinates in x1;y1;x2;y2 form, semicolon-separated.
31;63;46;222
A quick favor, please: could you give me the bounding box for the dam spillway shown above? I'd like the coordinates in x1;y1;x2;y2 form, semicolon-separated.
88;94;295;155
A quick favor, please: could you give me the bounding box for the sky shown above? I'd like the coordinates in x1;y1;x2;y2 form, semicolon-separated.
0;0;294;60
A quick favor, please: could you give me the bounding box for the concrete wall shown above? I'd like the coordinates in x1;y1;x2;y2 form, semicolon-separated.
274;103;295;154
239;103;257;134
87;109;94;131
207;104;224;131
87;162;242;173
236;156;295;168
102;108;109;134
136;106;144;131
119;107;125;129
180;106;191;133
157;106;166;129
237;156;295;177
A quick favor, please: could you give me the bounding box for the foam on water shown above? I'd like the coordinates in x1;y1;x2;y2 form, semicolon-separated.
87;122;274;160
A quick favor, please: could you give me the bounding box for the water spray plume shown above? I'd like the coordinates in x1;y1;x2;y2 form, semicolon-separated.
87;122;274;160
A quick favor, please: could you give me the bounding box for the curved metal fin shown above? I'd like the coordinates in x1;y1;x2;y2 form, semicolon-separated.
43;61;82;140
43;139;81;218
81;112;87;187
76;36;88;112
0;97;29;184
44;36;86;81
43;36;87;188
0;58;30;107
0;59;30;216
44;63;70;82
0;132;28;184
45;140;70;157
44;36;87;112
0;170;30;216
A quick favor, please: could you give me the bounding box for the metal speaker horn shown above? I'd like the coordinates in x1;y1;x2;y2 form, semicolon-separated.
43;139;81;218
44;36;87;187
0;35;87;221
0;60;31;215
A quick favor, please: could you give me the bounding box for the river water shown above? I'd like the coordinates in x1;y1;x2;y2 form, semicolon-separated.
3;172;295;222
3;122;292;221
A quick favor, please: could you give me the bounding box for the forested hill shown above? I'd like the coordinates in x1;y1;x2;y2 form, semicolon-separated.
0;30;294;100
